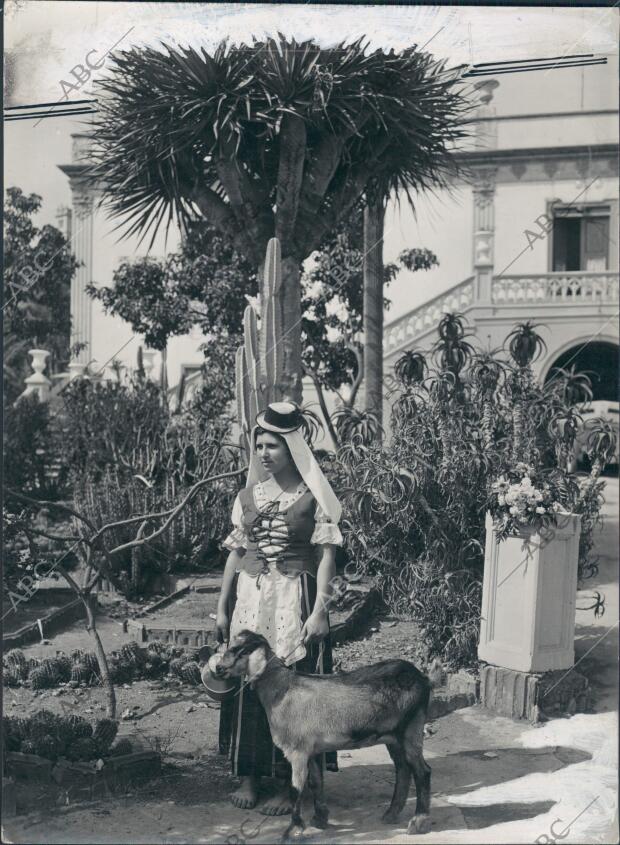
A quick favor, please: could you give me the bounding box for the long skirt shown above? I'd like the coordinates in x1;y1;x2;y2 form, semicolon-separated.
218;571;338;779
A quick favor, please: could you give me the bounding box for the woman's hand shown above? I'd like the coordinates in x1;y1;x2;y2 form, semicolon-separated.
215;608;230;645
301;610;329;646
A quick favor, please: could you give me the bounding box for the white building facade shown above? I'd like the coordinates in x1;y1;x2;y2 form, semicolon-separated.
382;53;619;428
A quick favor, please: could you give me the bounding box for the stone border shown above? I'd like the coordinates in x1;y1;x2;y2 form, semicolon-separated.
429;671;479;720
134;585;191;618
2;596;94;649
5;750;161;801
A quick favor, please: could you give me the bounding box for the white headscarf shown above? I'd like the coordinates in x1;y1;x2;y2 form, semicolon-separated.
246;411;342;525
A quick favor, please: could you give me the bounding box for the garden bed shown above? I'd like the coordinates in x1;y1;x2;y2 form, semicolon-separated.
3;597;94;649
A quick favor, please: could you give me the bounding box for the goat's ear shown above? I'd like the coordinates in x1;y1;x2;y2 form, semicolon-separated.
247;647;268;681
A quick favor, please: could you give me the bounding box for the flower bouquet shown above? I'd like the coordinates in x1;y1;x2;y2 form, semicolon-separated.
488;463;565;541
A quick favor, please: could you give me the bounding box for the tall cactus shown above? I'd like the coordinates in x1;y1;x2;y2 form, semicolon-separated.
236;238;286;463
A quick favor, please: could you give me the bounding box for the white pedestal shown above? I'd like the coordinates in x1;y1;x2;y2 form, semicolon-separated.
479;512;581;673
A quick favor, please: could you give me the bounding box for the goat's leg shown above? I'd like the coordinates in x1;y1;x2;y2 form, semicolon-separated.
382;741;412;823
308;755;329;829
404;709;432;835
281;752;308;843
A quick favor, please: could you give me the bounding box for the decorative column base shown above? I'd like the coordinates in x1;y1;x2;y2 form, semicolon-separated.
479;663;590;722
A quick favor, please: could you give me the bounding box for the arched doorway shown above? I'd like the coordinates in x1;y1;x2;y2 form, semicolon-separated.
545;341;618;402
545;340;619;473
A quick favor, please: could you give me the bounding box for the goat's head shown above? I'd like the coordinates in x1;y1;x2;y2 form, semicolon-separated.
217;630;272;681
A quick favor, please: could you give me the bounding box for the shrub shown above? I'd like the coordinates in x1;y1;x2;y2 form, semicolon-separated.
337;315;613;669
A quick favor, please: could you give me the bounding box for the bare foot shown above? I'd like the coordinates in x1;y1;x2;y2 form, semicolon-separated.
260;783;293;816
231;776;259;809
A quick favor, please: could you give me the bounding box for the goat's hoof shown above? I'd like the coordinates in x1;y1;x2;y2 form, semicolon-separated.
310;812;329;830
381;809;401;824
281;823;305;843
407;814;431;835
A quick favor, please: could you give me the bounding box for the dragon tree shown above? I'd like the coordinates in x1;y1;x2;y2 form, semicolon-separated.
90;34;472;403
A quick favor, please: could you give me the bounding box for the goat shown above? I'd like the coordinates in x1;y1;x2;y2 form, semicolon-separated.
217;629;441;841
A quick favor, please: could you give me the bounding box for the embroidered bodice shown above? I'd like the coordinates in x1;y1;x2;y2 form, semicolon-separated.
222;477;343;558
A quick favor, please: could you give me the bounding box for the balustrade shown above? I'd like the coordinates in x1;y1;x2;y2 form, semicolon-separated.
492;272;619;305
384;277;475;352
384;271;618;354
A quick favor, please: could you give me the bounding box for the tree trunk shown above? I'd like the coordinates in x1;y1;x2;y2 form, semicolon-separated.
363;199;386;436
84;595;116;719
276;256;304;405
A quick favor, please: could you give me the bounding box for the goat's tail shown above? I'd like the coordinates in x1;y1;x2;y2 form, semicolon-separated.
427;657;444;689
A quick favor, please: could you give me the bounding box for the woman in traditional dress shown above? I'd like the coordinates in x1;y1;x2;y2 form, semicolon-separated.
216;401;342;815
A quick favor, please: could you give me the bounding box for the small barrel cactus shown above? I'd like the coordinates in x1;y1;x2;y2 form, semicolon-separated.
169;657;189;678
93;718;118;753
54;655;73;682
181;661;201;686
40;658;61;685
3;664;22;687
147;641;166;656
70;649;87;664
109;737;133;757
5;649;27;670
33;733;61;761
83;652;100;675
70;663;93;685
62;714;92;739
30;667;50;690
66;736;98;762
31;709;58;726
120;642;146;669
27;657;41;673
12;717;30;742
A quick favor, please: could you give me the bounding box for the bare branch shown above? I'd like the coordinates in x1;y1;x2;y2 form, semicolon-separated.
5;489;97;532
106;467;247;556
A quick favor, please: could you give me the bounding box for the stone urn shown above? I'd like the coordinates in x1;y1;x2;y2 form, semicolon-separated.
478;511;582;673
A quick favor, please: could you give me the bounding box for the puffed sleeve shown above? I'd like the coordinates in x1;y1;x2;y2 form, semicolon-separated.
221;492;248;551
310;500;344;546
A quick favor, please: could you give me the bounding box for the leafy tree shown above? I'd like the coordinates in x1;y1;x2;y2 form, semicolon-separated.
89;201;437;443
90;35;471;403
3;187;78;402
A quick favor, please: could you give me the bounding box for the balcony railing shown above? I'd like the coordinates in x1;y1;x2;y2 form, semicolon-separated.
383;271;619;355
384;276;475;354
492;272;619;305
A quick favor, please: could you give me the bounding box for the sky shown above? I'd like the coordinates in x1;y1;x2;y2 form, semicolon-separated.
5;2;618;107
3;2;619;320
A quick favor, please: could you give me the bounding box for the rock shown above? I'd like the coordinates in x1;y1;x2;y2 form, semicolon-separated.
186;705;196;713
52;689;63;697
121;708;134;720
483;751;498;759
383;621;397;627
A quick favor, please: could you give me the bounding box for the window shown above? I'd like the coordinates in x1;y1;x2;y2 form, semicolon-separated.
551;204;610;272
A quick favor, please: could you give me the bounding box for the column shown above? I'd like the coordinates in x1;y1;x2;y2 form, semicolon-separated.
58;133;96;367
70;189;94;363
473;168;497;303
471;79;499;305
